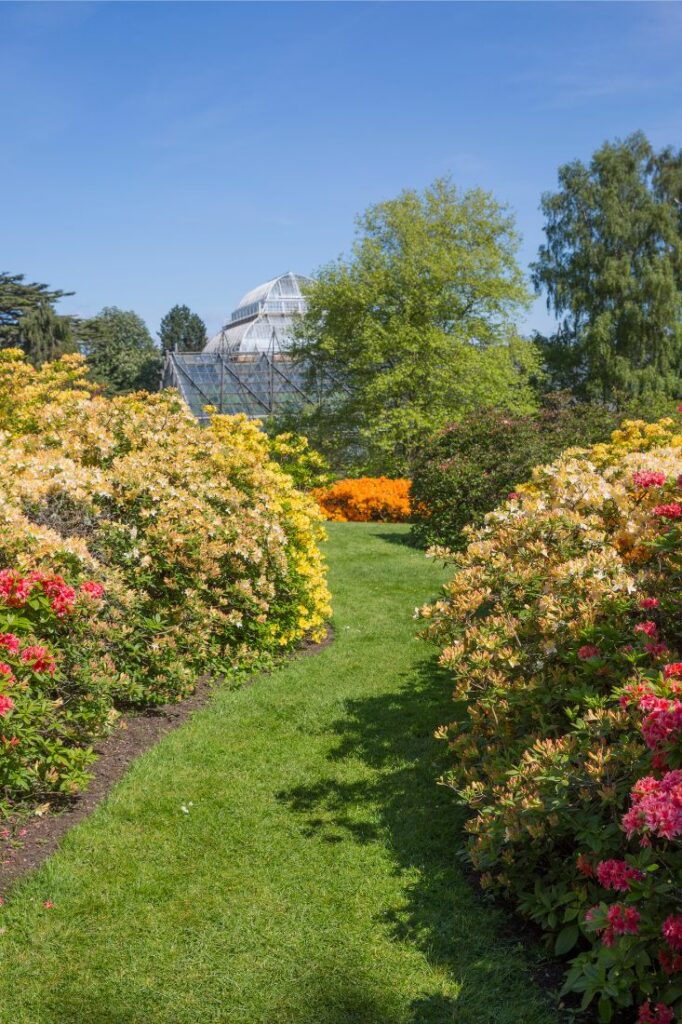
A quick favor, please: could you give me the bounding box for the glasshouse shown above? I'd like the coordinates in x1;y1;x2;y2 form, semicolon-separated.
162;272;319;421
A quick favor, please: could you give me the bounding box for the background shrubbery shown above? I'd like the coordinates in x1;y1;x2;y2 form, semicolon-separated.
410;396;621;549
0;350;330;813
420;414;682;1020
313;477;411;523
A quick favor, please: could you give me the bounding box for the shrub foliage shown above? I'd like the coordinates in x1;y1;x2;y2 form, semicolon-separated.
0;350;330;813
410;397;620;549
421;413;682;1021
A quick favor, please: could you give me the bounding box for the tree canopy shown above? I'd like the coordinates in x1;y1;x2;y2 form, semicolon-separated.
20;302;79;367
158;304;207;354
532;132;682;403
0;271;76;363
81;307;162;395
289;177;540;474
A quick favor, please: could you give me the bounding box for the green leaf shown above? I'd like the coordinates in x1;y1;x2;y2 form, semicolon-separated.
555;924;580;956
598;997;613;1023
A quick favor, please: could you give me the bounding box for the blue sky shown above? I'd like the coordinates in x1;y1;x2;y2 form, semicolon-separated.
2;1;681;340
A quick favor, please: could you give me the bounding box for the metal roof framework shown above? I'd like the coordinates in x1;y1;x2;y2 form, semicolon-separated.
162;349;323;423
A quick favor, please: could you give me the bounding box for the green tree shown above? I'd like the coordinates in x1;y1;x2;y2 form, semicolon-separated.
158;304;207;354
532;132;682;404
82;307;162;395
290;177;539;474
20;301;79;367
0;271;73;349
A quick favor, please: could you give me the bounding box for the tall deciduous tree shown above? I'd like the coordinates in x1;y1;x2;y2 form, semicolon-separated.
158;304;207;354
0;271;73;349
20;302;79;367
290;177;540;474
532;132;682;403
82;307;162;395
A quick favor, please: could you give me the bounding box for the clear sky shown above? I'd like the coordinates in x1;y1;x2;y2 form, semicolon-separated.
2;0;681;340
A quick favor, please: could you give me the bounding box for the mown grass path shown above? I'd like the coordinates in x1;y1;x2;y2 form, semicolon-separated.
0;523;557;1024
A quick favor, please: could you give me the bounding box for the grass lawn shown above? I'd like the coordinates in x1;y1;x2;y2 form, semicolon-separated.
0;523;558;1024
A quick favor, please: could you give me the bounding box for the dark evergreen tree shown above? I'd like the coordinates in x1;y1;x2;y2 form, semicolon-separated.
532;132;682;403
158;304;207;354
0;272;73;348
20;302;79;367
82;307;162;395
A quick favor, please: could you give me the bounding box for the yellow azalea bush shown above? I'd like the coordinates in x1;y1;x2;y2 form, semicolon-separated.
0;351;330;810
421;413;682;1020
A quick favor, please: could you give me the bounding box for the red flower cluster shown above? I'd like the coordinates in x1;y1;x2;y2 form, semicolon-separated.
635;621;659;638
596;859;644;892
0;694;15;718
664;664;682;680
640;598;660;610
578;644;600;660
587;903;640;946
639;1002;675;1024
654;504;682;521
0;570;104;619
0;634;20;656
20;645;56;675
633;471;667;489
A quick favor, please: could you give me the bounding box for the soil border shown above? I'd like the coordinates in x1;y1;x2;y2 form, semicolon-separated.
0;625;333;896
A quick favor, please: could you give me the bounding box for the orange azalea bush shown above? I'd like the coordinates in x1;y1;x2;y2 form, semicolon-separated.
420;413;682;1022
313;477;411;522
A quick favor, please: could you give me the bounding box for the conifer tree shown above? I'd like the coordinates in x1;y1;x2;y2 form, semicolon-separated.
158;304;207;354
532;132;682;403
20;301;78;367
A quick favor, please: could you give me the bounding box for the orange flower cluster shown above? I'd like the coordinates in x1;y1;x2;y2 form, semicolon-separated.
313;477;412;523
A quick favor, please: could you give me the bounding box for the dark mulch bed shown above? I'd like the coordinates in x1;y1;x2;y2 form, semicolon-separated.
0;626;333;896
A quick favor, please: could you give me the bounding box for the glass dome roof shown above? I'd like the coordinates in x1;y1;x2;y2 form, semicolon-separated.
205;272;312;354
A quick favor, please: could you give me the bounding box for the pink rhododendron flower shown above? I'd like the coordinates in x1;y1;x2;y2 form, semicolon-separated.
654;503;682;520
664;664;682;679
639;697;682;751
596;859;644;892
633;471;667;489
0;663;15;685
578;644;600;660
620;682;655;708
0;570;31;607
80;581;105;600
659;947;682;975
663;915;682;953
623;771;682;841
20;646;56;675
646;642;670;658
640;598;660;610
635;621;658;638
0;633;19;656
0;694;15;717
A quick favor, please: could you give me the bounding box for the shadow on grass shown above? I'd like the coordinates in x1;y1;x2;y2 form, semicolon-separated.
278;657;556;1024
371;528;422;550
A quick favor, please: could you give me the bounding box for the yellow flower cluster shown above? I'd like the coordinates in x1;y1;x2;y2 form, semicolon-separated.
0;351;330;702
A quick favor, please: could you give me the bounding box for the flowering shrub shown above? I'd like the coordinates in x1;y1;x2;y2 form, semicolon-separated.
313;477;411;522
0;351;330;810
265;431;332;491
0;569;111;806
409;397;620;550
420;412;682;1020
